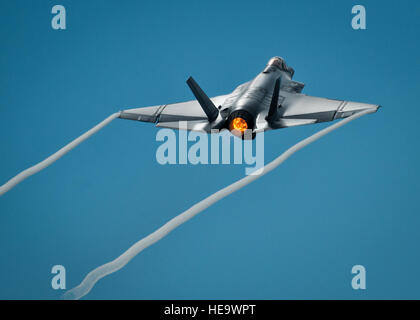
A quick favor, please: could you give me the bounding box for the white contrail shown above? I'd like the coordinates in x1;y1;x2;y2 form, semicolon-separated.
63;109;375;300
0;112;121;197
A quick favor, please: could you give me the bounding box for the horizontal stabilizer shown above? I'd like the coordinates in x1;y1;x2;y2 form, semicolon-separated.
156;120;211;132
274;118;317;128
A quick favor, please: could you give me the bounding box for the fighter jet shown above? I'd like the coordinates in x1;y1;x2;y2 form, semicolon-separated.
119;57;380;139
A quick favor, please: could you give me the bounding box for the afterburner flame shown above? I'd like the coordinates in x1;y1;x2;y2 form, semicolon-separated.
229;117;248;136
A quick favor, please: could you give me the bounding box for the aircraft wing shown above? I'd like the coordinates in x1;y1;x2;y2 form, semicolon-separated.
120;83;380;133
119;94;229;132
119;79;252;133
264;92;380;130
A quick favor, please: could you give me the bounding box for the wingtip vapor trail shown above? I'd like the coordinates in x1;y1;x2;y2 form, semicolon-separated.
0;112;121;197
63;109;375;300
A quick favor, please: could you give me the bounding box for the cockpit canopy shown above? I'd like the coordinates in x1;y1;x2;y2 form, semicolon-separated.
264;56;294;77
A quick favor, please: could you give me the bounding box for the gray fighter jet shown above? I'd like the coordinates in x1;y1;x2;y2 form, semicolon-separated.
120;57;380;139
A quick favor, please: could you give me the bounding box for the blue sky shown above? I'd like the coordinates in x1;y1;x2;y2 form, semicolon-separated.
0;0;419;299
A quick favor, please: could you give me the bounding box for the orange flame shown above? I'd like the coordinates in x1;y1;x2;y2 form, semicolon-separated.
229;117;248;136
